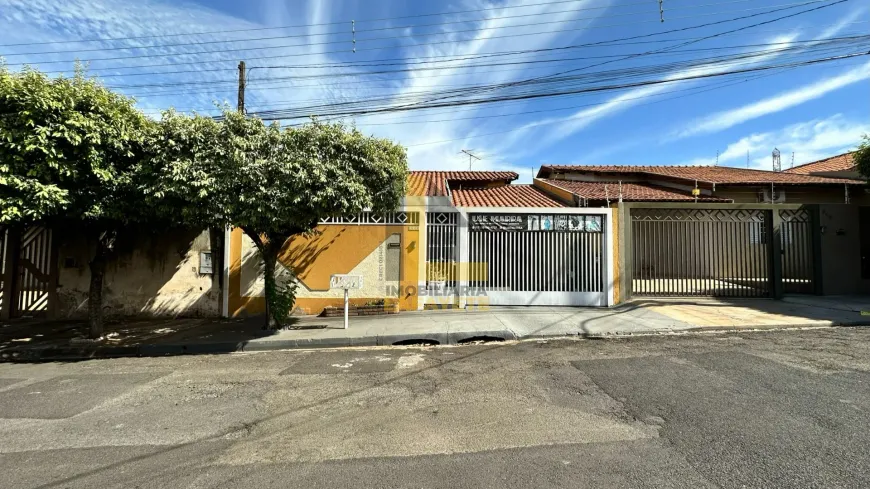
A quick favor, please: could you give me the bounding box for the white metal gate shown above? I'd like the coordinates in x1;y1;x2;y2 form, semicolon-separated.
15;226;53;317
468;213;607;306
426;212;457;286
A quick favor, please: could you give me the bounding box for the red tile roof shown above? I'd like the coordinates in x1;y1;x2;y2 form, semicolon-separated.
408;171;519;196
784;152;856;175
538;165;860;185
541;180;730;202
452;185;569;207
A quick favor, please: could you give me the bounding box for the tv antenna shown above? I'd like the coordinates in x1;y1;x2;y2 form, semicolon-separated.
460;149;482;171
772;148;781;172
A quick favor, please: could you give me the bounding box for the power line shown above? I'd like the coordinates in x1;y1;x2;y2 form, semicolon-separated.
4;0;762;58
306;0;851;121
122;36;864;102
121;36;865;102
32;19;870;77
107;37;863;91
247;51;870;121
398;59;864;148
2;0;832;67
0;0;641;48
102;2;859;105
128;34;866;104
461;0;851;105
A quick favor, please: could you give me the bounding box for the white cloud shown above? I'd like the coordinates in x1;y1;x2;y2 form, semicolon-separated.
0;0;615;175
352;0;612;172
676;61;870;139
494;33;801;153
681;114;868;169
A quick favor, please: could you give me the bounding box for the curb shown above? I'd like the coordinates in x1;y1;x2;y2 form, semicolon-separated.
2;323;866;362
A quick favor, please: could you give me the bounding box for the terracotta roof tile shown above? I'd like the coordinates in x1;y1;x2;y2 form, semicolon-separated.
407;171;519;196
452;185;569;207
784;152;856;175
538;165;860;185
541;180;730;202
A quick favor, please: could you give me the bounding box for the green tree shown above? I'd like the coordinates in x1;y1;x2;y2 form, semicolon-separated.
148;110;407;328
855;134;870;178
0;65;152;338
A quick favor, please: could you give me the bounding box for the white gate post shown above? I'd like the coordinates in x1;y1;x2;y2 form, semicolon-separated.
344;288;349;329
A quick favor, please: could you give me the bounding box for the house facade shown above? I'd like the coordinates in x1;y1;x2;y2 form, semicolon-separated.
2;152;866;321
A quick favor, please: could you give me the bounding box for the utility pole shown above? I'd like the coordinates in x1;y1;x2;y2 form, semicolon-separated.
460;149;481;171
237;61;246;113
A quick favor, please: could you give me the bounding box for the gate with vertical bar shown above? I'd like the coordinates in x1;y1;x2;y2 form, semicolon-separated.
13;226;54;317
425;212;458;307
780;209;814;294
627;204;817;298
630;208;770;297
467;212;608;306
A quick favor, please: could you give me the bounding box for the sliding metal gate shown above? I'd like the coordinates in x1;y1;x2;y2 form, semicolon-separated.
468;213;606;306
630;208;770;297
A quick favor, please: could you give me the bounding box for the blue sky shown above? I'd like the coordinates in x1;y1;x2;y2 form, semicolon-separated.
1;0;868;181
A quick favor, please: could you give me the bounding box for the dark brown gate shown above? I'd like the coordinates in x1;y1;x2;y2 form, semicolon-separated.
779;209;814;294
630;208;771;297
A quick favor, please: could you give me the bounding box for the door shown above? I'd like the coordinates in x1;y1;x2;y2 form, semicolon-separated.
779;209;814;294
860;207;870;281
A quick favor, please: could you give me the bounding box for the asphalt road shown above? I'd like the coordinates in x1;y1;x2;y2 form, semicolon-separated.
1;328;869;488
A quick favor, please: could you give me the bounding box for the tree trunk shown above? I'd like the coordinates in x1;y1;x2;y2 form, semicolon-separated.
261;241;279;329
88;231;116;339
242;228;289;329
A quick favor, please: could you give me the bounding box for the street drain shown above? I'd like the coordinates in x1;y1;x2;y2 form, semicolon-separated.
457;336;506;345
392;339;440;346
281;324;328;330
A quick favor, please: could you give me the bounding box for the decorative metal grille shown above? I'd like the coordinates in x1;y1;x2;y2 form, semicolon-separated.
631;208;765;222
779;209;811;223
320;211;420;225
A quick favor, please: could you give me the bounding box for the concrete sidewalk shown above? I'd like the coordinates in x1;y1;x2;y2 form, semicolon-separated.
3;296;869;361
243;296;870;349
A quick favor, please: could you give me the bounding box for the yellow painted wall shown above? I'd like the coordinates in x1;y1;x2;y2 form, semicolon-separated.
229;221;420;316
